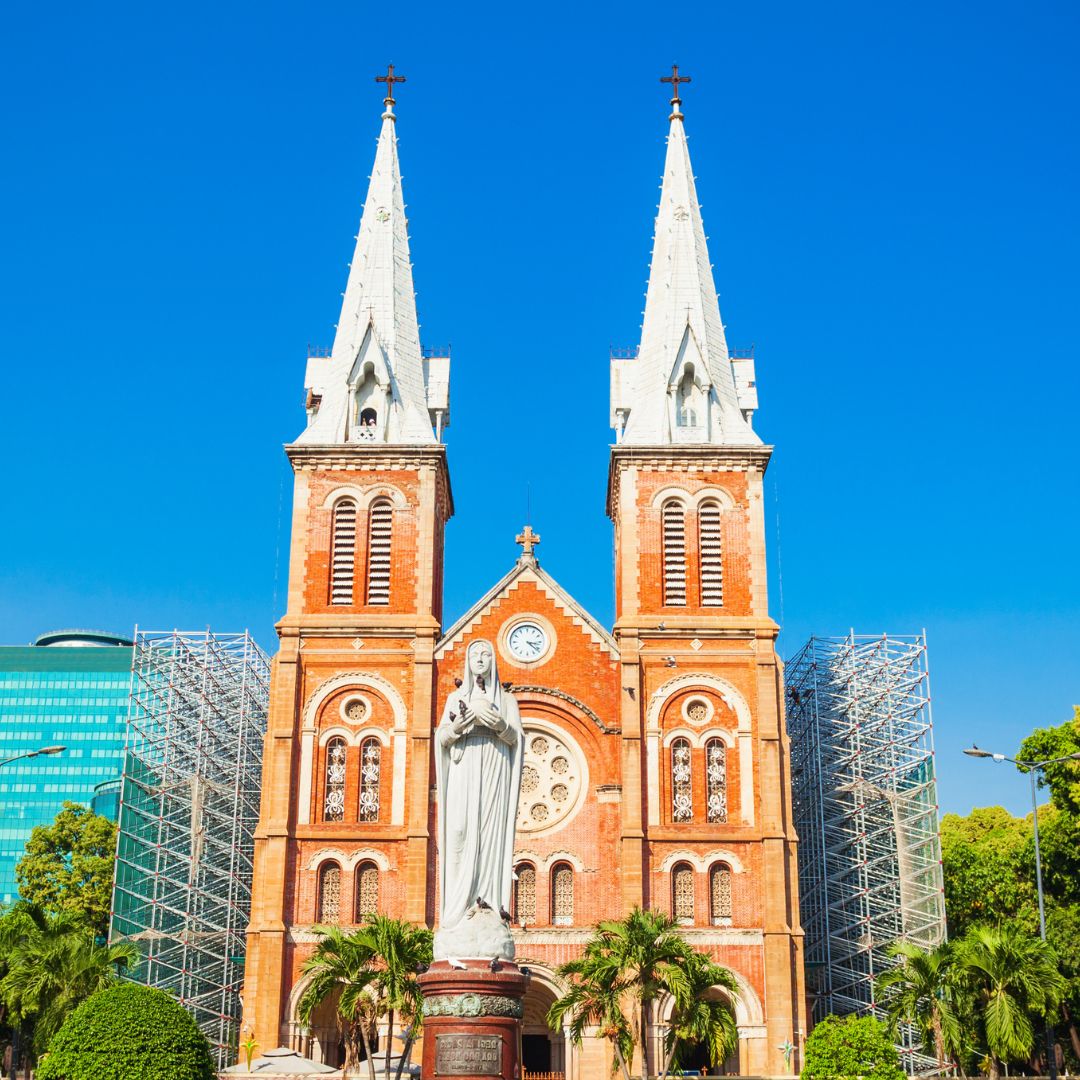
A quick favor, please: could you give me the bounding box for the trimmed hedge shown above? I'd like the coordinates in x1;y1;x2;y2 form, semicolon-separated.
37;983;215;1080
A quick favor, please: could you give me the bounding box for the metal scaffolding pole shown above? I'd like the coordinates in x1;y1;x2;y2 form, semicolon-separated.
787;632;946;1075
111;630;270;1068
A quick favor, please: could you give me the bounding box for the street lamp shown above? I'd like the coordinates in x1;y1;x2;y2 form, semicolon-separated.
963;744;1080;1080
0;745;66;768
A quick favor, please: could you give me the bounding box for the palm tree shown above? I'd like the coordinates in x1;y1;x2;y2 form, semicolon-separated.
356;914;432;1080
955;923;1066;1078
298;917;432;1080
0;905;138;1058
548;954;634;1080
876;940;964;1072
660;951;739;1080
298;926;380;1079
554;908;705;1079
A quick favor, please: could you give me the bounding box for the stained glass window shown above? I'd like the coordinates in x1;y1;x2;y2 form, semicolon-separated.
673;863;695;924
671;738;693;822
514;863;536;925
358;738;380;822
324;738;347;822
355;862;379;920
552;863;574;925
706;738;728;823
318;863;341;923
710;863;732;925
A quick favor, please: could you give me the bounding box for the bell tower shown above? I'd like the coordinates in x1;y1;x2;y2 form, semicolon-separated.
242;70;453;1055
607;69;806;1074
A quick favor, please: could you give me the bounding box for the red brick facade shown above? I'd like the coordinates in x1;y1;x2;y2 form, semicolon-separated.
241;434;806;1075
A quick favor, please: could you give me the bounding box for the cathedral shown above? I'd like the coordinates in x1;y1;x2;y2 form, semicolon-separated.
242;70;806;1077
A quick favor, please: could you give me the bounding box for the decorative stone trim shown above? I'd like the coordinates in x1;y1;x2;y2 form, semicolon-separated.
510;685;618;735
422;993;524;1019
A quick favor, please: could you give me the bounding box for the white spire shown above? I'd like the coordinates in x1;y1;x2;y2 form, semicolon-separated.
298;72;446;446
611;78;759;447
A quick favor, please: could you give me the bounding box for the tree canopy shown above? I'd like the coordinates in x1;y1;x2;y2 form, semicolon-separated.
15;802;117;936
802;1013;905;1080
35;983;215;1080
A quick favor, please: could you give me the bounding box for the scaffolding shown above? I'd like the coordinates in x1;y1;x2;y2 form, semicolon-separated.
786;633;946;1074
111;630;270;1068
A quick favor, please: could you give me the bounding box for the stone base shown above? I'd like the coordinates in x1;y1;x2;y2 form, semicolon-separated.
418;960;528;1080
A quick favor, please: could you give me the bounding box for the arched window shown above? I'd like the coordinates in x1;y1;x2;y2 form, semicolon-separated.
514;862;536;926
330;499;358;605
317;863;341;923
662;500;686;606
699;501;723;607
705;738;728;823
366;500;393;606
672;862;695;924
355;861;379;920
551;863;574;926
358;737;381;822
676;366;704;428
710;863;733;925
324;738;347;822
671;738;693;822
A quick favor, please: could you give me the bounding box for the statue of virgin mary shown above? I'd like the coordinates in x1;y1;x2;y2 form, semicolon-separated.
434;639;523;959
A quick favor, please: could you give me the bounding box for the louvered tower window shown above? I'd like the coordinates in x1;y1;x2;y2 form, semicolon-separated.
699;501;723;607
514;863;536;926
551;863;574;925
317;863;341;923
366;500;393;605
672;862;695;924
710;863;733;925
662;500;687;606
330;499;358;605
355;862;379;920
358;737;381;822
705;738;728;823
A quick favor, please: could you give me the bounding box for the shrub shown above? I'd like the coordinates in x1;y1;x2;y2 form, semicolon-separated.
802;1013;905;1080
36;983;215;1080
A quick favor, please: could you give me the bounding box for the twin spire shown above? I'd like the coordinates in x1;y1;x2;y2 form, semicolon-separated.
297;66;758;450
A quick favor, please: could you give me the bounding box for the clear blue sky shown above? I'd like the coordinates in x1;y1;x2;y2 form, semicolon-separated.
1;1;1076;817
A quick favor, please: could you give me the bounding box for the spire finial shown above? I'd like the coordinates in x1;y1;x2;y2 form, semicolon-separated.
660;64;691;120
375;63;406;117
515;525;541;562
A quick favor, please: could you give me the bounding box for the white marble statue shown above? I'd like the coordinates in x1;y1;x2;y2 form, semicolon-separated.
433;639;523;960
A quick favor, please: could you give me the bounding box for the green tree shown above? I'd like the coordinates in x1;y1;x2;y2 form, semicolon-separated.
1046;905;1080;1062
940;806;1037;937
0;905;138;1060
297;915;432;1080
661;950;739;1078
801;1013;905;1080
15;802;117;936
955;922;1066;1078
1018;706;1080;815
547;954;634;1080
876;940;964;1071
35;983;215;1080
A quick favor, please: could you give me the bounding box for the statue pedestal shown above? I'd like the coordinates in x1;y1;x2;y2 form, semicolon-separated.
418;960;528;1079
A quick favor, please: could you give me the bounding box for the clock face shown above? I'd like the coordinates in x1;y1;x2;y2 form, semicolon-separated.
508;622;547;663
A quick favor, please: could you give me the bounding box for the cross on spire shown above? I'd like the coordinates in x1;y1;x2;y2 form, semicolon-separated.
661;64;691;111
375;63;406;107
515;525;541;559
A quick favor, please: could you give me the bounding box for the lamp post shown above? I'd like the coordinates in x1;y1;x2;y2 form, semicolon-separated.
0;745;66;769
963;745;1080;1080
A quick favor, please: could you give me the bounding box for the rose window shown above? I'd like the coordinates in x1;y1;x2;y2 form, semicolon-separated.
343;697;368;723
516;724;585;834
687;698;708;723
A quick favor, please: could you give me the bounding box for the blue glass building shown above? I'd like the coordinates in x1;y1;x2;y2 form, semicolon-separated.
0;630;132;905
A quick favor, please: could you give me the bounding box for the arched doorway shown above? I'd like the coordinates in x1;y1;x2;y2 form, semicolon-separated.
286;976;380;1069
520;969;566;1076
658;986;740;1077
